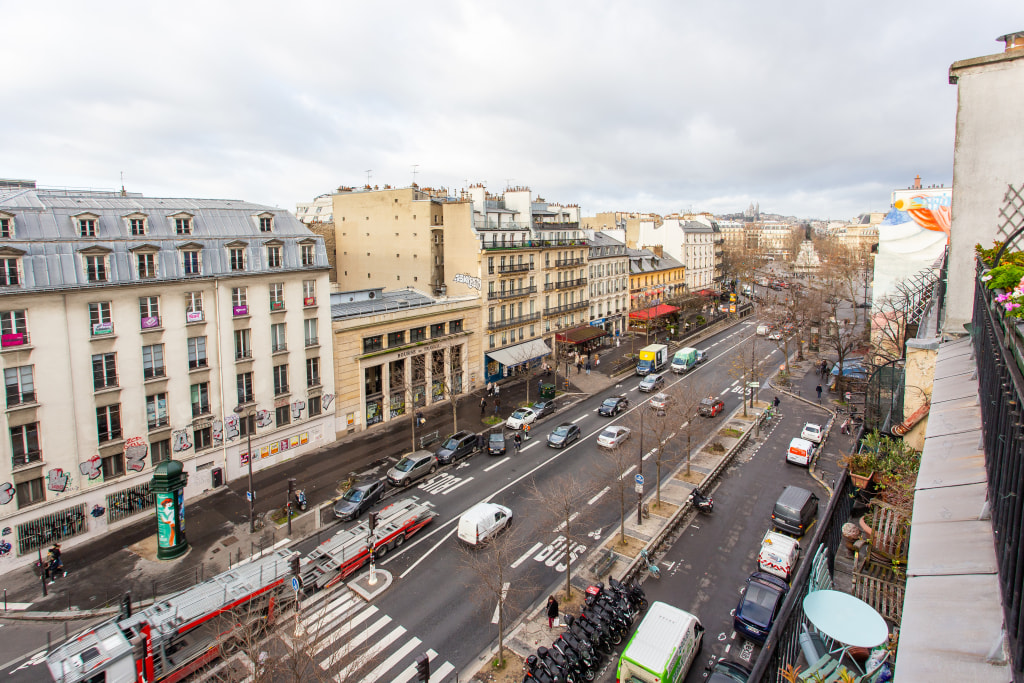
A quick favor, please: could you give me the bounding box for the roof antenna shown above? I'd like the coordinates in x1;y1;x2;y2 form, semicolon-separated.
411;164;419;187
120;171;126;197
365;169;373;187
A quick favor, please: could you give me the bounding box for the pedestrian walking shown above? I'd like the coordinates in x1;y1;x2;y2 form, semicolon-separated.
585;360;591;375
547;595;560;629
773;396;780;409
513;432;522;453
494;397;500;415
538;379;544;395
494;383;500;397
815;384;823;402
524;423;531;440
576;360;582;374
476;433;485;452
486;381;492;396
594;354;600;367
480;397;487;416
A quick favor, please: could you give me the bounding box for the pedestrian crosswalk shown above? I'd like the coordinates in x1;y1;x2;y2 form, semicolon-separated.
299;586;455;682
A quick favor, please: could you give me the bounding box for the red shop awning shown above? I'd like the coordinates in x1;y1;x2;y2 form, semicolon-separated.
628;304;679;321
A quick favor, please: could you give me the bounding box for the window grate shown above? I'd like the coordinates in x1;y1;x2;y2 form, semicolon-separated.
106;482;155;524
17;503;87;556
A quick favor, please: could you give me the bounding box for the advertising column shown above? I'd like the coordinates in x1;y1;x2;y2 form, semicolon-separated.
152;460;189;560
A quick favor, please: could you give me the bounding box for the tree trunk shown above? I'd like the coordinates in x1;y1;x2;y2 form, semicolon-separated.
656;460;662;508
565;513;572;598
619;488;626;543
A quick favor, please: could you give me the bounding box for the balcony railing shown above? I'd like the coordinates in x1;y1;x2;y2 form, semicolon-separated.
487;312;541;331
272;342;287;353
12;450;42;468
552;257;585;268
495;262;532;274
481;237;589;251
487;285;537;300
544;277;587;291
6;390;36;407
544;300;588;316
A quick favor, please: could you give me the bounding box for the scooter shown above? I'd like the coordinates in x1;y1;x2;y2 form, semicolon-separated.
523;654;561;683
294;489;308;512
609;577;648;612
639;548;660;579
690;489;714;514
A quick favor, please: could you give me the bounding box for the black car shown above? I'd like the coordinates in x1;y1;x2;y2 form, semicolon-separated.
598;395;629;417
547;423;581;448
733;571;789;644
531;400;556;419
435;430;478;465
333;478;385;520
707;659;751;683
487;432;507;455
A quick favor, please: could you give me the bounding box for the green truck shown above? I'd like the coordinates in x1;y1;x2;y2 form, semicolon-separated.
617;601;704;683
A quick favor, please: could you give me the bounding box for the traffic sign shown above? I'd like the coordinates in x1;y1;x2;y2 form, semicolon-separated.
747;382;760;388
634;474;644;486
246;491;252;502
634;483;643;494
291;577;301;592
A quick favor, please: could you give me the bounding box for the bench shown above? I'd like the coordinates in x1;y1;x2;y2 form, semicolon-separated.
852;502;908;624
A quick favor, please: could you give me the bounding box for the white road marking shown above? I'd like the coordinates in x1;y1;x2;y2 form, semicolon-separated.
360;634;421;683
511;542;543;569
491;582;510;624
440;476;474;495
399;526;459;579
392;650;440;683
330;623;405;677
588;487;610;505
554;512;580;532
430;662;455;682
572;415;587;424
620;464;636;478
764;353;774;360
730;379;739;387
720;388;731;396
313;606;381;656
522;441;538;451
484;458;509;472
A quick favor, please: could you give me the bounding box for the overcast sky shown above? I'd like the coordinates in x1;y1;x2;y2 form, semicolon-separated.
2;1;1016;220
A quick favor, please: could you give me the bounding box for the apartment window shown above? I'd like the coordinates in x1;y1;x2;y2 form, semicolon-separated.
1;309;27;337
236;372;254;404
275;404;290;427
191;382;210;417
269;283;284;310
0;216;11;238
271;322;287;352
11;423;40;467
363;335;383;353
304;318;318;347
259;216;273;232
387;330;404;347
92;353;118;390
5;366;34;406
449;319;464;334
102;453;125;480
97;404;123;443
188;336;207;369
308;395;322;417
142;344;165;379
146;393;168;429
79;217;97;237
136;252;157;279
182;250;201;275
431;322;446;338
0;258;20;286
273;364;289;395
267;245;282;268
488;257;494;275
302;280;316;305
229;247;246;271
151;439;171;466
306;357;320;387
129;217;146;236
238;413;256;437
194;426;212;451
489;334;495;349
139;296;160;328
411;327;427;343
234;329;252;360
185;291;203;322
301;244;315;266
16;478;44;508
175;217;192;235
232;287;247;307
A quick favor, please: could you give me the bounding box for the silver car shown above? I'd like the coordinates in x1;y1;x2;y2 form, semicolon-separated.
387;450;438;487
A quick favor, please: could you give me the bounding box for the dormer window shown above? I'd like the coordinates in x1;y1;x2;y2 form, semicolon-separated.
229;247;246;271
0;257;20;286
137;252;157;279
257;213;274;233
170;213;194;236
124;213;148;236
85;255;107;282
0;212;13;238
267;245;282;268
76;214;99;237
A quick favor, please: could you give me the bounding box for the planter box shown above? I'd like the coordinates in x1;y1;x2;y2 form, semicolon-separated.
849;471;874;489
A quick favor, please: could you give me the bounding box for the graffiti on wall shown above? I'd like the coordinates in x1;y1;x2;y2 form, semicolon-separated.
256;410;273;428
291;400;305;420
224;414;239;441
172;428;193;453
124;437;148;472
453;273;481;290
80;455;102;480
47;468;70;492
91;504;105;518
212;419;223;446
0;483;13;505
323;393;334;410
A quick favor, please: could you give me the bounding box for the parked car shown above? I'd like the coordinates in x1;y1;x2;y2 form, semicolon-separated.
333;478;385;520
487;432;507;456
771;485;819;536
505;407;537;430
698;396;725;417
707;659;752;683
457;502;512;545
733;571;790;644
531;400;556;419
650;392;672;414
598;395;630;416
434;430;478;465
695;349;709;364
547;423;581;448
800;422;823;444
767;330;782;341
597;425;631;449
387;450;438;487
638;372;665;393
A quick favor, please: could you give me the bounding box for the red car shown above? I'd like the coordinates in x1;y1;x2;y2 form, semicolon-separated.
699;397;725;417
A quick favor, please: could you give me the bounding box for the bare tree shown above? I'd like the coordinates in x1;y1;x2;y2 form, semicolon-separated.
529;474;598;600
671;386;709;479
458;522;537;669
727;335;767;417
596;436;641;544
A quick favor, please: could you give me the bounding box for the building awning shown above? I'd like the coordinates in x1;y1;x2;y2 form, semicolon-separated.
486;338;552;367
697;289;715;296
629;304;679;321
556;326;606;345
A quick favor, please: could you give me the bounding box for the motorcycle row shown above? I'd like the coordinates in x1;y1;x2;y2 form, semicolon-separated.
522;577;649;683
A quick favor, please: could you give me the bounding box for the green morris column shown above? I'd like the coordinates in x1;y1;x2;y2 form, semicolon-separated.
152;460;189;560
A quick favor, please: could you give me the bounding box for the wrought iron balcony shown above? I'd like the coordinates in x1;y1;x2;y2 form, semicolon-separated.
495;262;532;274
487;312;541;331
552;257;585;268
544;278;587;291
487;285;537;301
481;237;589;251
544;300;588;316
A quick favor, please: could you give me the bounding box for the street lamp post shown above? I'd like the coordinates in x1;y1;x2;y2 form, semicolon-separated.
637;407;644;525
234;406;256;534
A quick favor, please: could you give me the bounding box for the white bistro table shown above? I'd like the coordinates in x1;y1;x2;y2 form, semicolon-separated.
802;589;888;672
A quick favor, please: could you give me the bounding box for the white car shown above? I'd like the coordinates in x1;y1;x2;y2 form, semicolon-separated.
505;407;537;430
768;330;782;341
597;425;632;449
650;393;672;414
801;422;823;444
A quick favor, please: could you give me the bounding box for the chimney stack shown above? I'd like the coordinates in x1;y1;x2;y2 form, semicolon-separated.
913;174;922;190
998;31;1024;52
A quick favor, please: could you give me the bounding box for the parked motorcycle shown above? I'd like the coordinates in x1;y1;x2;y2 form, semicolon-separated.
564;614;613;655
523;654;561;683
690;488;714;513
554;631;598;679
294;489;308;512
608;577;648;612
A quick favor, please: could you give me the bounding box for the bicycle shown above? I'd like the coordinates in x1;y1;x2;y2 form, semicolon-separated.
639;548;660;579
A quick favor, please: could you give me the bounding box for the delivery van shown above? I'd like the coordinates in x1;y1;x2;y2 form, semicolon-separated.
617;601;704;683
636;344;668;376
670;347;698;374
457;502;512;545
786;437;815;467
758;530;801;580
756;324;770;336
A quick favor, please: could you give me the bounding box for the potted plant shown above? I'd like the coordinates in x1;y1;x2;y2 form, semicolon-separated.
839;449;881;489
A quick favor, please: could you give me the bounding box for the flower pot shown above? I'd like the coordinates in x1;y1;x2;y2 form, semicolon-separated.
849;471;874;489
859;515;874;538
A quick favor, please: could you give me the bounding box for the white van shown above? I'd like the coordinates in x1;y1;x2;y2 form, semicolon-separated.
758;530;801;580
756;324;770;336
617;601;704;683
786;437;816;467
457;502;512;545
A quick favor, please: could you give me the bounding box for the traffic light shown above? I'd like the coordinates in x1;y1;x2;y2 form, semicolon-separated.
368;510;379;534
290;554;300;578
414;653;430;682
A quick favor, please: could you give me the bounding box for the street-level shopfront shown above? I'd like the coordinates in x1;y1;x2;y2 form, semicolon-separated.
361;340;468;429
484;338;552;385
556;324;606;357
